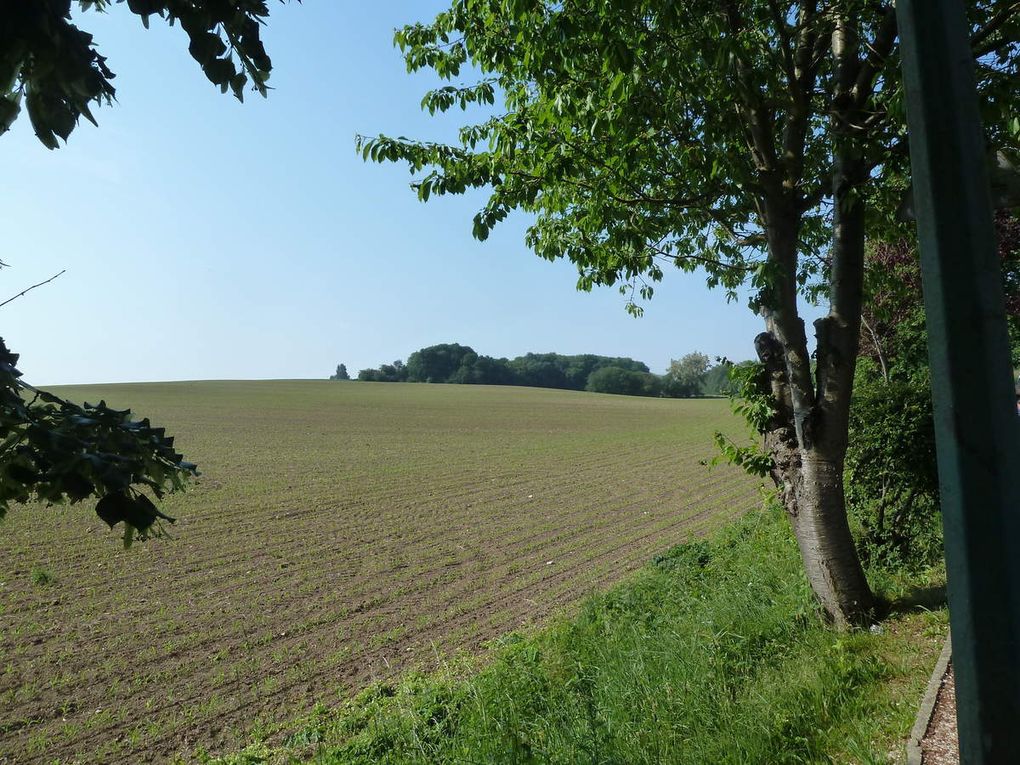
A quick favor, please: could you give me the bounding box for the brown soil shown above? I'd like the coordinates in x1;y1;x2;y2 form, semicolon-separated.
0;382;757;764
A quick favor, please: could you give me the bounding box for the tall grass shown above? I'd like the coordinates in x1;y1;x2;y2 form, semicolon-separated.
211;504;946;765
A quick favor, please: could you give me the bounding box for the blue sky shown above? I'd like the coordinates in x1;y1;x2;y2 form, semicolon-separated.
4;2;786;385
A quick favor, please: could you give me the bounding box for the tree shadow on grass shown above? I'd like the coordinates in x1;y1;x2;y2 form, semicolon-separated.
876;582;948;620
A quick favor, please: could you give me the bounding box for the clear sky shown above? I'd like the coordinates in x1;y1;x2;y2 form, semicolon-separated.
4;2;802;385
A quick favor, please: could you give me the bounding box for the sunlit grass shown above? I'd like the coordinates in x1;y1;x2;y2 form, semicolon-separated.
211;505;947;765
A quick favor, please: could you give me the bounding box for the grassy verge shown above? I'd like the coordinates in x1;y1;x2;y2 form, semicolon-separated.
206;504;948;765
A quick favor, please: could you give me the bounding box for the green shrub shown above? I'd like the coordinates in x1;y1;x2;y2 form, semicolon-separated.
845;364;942;572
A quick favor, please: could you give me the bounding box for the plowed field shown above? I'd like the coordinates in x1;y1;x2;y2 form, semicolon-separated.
0;381;760;763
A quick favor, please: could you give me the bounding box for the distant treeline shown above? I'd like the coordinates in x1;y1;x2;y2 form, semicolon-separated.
335;344;743;398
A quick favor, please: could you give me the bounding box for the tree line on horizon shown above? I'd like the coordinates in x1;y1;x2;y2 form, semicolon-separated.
332;343;742;398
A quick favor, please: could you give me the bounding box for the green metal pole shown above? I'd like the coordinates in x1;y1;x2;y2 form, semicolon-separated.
897;1;1020;761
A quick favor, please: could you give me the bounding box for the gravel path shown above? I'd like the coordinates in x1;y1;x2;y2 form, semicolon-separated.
920;663;959;765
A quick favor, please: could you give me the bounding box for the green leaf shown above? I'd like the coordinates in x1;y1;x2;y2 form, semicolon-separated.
203;58;235;89
188;32;227;66
95;492;133;529
0;97;21;133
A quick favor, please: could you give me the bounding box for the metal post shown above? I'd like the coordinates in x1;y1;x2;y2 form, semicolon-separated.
896;1;1020;761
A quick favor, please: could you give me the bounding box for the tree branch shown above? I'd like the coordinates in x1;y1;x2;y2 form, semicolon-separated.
860;315;890;382
780;1;824;192
0;270;66;309
648;244;757;274
767;0;799;91
972;1;1020;52
723;1;780;175
851;5;899;112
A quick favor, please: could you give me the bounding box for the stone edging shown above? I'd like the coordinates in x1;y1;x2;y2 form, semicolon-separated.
906;632;953;765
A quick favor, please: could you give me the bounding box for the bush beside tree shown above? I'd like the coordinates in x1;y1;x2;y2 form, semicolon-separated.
358;361;409;383
845;212;1020;572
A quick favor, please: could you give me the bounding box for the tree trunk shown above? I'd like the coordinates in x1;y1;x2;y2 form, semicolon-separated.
756;163;874;627
731;6;889;629
755;328;874;628
792;454;874;628
755;351;875;628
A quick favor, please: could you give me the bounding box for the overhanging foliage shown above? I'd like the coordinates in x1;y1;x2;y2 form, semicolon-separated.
1;0;287;148
0;338;197;544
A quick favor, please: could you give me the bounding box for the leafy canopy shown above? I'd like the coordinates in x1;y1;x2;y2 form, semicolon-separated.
358;1;847;312
1;0;287;149
358;1;1019;314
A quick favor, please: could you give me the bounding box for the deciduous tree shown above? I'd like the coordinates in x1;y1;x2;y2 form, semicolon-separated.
359;0;1020;625
406;343;477;383
586;366;659;397
664;352;711;398
703;360;739;397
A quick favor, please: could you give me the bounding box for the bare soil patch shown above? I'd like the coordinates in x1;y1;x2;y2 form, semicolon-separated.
0;381;758;763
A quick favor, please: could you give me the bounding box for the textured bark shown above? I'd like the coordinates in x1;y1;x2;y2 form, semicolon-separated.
793;456;874;628
754;160;874;626
755;331;800;513
728;4;893;628
755;327;874;629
